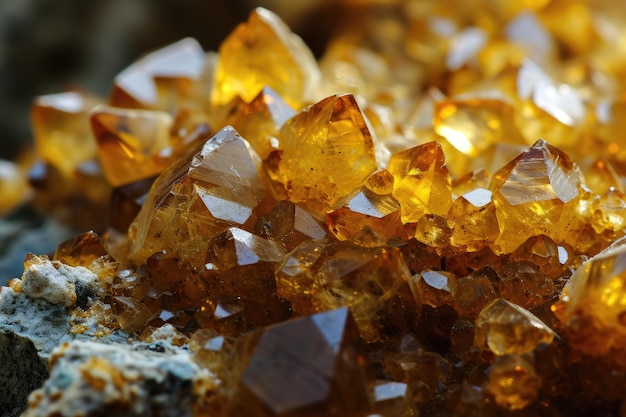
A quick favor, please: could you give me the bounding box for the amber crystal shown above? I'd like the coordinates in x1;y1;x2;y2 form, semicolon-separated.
0;159;30;215
270;93;379;214
91;106;175;186
235;307;372;417
222;86;295;160
111;37;209;111
485;354;541;410
128;126;267;267
475;298;555;356
489;139;584;254
554;237;626;366
276;241;419;343
387;142;452;224
448;187;499;252
53;231;109;268
211;7;320;109
31;91;102;176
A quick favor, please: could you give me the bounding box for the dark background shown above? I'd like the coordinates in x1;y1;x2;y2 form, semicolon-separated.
0;0;338;161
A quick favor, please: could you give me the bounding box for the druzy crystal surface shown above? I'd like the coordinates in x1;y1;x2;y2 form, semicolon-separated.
8;2;626;417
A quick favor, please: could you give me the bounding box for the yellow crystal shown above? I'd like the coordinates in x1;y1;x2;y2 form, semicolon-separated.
211;7;320;109
387;141;452;224
31;91;101;177
489;139;584;254
270;93;378;214
91;106;174;186
475;298;555;356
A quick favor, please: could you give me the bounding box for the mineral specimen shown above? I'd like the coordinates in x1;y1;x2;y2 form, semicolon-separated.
4;1;626;416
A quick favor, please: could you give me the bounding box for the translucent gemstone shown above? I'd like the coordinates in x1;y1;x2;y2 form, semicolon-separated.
454;266;498;319
509;235;571;279
189;329;236;373
237;307;372;416
211;8;320;109
109;176;155;233
451;169;490;197
446;27;487;71
498;261;555;309
222;87;295;159
194;296;246;336
410;269;456;308
275;241;419;343
128;126;267;267
554;238;626;363
91;106;174;186
271;94;378;214
475;298;556;356
53;231;109;268
205;227;285;270
489;139;584;254
31;91;102;176
515;61;585;147
0;159;30;215
485;354;541;410
388;142;452;224
585;159;623;195
372;381;417;417
434;98;524;157
110;296;154;333
448;188;499;252
505;12;555;65
251;199;327;252
413;214;451;250
326;188;401;247
590;187;626;235
111;38;208;109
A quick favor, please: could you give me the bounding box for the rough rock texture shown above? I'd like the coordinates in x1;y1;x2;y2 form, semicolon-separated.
0;330;48;417
0;287;70;357
22;339;212;417
21;254;102;307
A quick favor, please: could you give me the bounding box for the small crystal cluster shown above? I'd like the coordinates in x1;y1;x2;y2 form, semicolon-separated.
4;1;626;416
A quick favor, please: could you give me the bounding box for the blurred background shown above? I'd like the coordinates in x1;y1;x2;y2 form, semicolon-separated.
0;0;339;281
0;0;337;161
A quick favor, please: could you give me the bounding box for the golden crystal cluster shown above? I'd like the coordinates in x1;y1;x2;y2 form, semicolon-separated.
5;1;626;415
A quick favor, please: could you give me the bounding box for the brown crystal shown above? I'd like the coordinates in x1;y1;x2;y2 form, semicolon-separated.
235;307;372;417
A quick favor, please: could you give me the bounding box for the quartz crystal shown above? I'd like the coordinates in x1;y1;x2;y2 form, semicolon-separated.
236;307;371;417
211;8;320;109
270;93;379;214
475;298;555;356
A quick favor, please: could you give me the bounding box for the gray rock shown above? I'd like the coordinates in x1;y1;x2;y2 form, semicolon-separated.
0;287;70;358
21;340;214;417
0;330;48;417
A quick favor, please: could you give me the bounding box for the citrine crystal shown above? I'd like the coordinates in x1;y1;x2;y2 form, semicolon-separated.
485;354;541;410
0;159;30;215
91;106;175;186
111;37;209;110
222;86;295;160
271;93;379;214
276;241;419;343
475;298;555;356
31;91;102;177
236;307;371;417
128;126;266;267
387;142;452;224
211;8;320;109
489;139;584;254
554;237;626;366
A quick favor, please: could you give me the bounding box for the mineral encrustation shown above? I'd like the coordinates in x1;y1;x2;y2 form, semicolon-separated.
3;2;626;417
